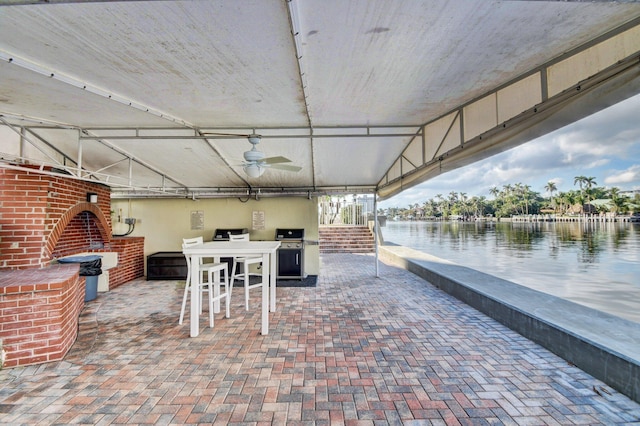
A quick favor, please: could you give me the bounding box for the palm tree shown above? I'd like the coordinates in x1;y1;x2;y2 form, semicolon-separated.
544;181;557;197
574;176;588;212
522;184;532;215
489;186;500;199
567;192;578;212
502;184;514;214
611;196;627;214
459;192;468;218
607;187;628;215
447;191;458;218
583;177;597;210
608;187;620;199
575;193;586;213
574;175;587;191
544;181;558;212
474;196;487;217
435;194;445;217
555;192;566;214
559;191;578;214
423;199;438;218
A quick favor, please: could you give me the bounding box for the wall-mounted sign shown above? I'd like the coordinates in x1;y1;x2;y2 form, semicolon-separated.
190;210;204;230
252;210;265;230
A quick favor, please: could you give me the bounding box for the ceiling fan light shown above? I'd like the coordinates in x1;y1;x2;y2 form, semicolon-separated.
243;163;264;178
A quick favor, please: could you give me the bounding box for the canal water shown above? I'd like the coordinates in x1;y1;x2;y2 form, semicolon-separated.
382;220;640;323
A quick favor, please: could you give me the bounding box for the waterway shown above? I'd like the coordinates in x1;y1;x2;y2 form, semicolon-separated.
381;220;640;323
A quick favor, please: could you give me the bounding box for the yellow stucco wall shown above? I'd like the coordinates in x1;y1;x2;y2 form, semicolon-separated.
110;196;320;275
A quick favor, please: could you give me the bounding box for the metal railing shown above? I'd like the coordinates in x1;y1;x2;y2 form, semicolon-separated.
319;196;372;226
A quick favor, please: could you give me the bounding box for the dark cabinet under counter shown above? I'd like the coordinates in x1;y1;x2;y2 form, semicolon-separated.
147;252;187;280
277;241;305;280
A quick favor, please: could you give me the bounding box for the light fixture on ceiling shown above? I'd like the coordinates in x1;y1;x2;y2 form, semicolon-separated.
243;163;265;178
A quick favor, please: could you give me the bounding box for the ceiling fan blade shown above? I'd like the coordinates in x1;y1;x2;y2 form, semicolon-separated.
262;156;292;164
270;164;302;172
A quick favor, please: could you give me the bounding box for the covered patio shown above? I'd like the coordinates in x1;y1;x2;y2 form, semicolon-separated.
1;254;638;425
2;1;640;200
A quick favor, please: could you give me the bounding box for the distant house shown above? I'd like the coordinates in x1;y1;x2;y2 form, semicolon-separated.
586;199;612;213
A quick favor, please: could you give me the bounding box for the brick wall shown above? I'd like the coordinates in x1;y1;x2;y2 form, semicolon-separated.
109;237;145;289
0;170;49;268
0;168;112;268
0;168;146;368
0;264;84;368
1;168;146;285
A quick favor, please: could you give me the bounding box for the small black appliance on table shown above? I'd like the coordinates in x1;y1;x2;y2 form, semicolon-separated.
212;228;248;241
275;228;305;280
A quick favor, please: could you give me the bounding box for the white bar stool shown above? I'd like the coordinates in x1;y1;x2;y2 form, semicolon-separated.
229;233;263;310
180;237;230;327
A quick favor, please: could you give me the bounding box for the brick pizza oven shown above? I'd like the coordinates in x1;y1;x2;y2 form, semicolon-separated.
0;167;144;368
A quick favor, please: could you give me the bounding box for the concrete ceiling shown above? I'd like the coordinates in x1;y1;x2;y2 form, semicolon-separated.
1;1;640;199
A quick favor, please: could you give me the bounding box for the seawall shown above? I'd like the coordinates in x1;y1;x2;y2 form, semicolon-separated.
379;244;640;403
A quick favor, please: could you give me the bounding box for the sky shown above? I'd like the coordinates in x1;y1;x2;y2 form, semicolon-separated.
379;93;640;209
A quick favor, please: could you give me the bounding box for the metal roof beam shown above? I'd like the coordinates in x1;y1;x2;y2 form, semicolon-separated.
80;129;190;190
378;21;640;199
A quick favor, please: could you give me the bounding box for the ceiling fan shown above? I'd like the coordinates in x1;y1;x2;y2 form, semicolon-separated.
240;134;302;178
201;131;302;178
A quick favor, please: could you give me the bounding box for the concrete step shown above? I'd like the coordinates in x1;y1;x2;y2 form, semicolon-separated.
319;226;375;254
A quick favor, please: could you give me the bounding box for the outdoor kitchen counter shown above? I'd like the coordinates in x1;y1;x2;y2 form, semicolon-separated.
0;263;79;294
0;264;85;368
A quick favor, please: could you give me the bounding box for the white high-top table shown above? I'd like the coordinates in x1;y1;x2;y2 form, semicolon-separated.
182;240;281;337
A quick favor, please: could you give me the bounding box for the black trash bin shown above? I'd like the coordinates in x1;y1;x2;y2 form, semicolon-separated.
58;255;103;302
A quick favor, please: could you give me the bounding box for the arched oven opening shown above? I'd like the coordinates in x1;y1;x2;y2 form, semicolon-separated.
51;210;109;259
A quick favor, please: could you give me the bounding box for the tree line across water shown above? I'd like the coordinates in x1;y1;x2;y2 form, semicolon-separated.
382;176;640;220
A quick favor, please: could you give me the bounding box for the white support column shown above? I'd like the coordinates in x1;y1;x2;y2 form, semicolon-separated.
374;195;379;278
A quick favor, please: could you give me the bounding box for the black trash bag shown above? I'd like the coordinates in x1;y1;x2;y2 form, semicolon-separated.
59;255;102;276
79;258;102;276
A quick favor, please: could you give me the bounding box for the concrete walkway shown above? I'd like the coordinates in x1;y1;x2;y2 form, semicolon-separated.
1;254;639;425
379;244;640;405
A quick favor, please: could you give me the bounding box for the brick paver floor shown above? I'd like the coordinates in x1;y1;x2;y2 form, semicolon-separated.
1;253;639;425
